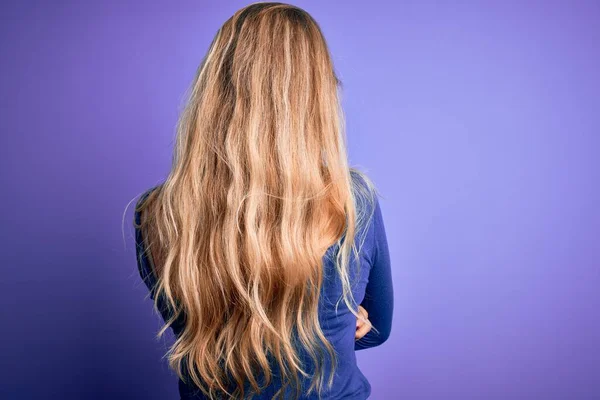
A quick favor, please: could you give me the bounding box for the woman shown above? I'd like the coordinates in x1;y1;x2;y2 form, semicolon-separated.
133;2;393;399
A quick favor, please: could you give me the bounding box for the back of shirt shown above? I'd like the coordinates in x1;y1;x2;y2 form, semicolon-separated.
134;170;393;400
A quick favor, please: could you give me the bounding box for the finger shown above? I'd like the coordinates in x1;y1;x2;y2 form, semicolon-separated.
356;306;368;329
356;317;366;329
356;318;366;329
355;320;371;340
358;306;368;319
357;309;366;327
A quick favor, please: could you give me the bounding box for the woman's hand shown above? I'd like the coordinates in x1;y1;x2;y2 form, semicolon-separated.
355;305;371;340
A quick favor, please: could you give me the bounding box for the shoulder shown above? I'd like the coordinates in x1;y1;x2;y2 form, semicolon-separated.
133;185;162;270
349;168;381;256
133;186;162;289
135;185;161;210
350;169;377;204
134;185;162;225
349;168;379;223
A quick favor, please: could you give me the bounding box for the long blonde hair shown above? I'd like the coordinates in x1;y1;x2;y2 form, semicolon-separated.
134;2;376;399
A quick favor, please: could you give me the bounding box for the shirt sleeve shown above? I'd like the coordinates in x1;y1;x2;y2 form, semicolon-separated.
355;195;394;350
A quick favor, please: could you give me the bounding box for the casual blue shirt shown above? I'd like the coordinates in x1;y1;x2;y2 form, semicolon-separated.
134;172;393;399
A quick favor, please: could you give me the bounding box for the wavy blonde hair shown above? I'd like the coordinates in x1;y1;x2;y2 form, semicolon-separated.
133;2;376;399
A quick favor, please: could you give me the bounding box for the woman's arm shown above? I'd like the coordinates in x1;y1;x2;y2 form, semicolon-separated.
355;195;394;350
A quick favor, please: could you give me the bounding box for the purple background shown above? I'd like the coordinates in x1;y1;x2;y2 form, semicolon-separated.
1;1;599;399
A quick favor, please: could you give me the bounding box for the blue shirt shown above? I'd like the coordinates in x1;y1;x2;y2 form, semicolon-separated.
134;172;393;399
